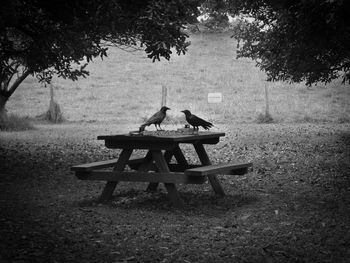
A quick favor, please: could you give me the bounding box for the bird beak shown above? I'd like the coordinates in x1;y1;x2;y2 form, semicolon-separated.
181;110;184;113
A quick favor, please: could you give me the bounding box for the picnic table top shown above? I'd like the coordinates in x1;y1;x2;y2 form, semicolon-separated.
97;131;225;143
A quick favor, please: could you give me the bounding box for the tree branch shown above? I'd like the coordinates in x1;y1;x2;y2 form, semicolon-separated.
7;67;31;97
3;63;20;92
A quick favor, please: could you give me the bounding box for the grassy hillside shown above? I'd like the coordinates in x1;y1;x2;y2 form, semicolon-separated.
7;32;350;126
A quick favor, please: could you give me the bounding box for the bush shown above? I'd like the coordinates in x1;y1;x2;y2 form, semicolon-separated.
0;114;35;131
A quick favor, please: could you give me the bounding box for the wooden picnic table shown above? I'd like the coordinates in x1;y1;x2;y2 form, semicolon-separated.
71;131;252;208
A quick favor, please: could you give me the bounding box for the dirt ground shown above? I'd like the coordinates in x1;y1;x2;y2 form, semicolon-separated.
0;123;349;263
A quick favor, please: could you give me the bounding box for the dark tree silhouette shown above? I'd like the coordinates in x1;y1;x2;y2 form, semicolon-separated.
203;0;350;86
0;0;200;119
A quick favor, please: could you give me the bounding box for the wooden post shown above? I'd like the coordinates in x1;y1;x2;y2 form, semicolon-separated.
50;84;54;101
161;85;167;107
46;84;63;123
265;81;270;117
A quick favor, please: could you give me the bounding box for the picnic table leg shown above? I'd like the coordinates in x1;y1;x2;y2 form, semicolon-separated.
138;151;154;172
164;149;175;162
193;143;225;196
136;151;159;192
146;147;179;191
172;145;189;169
99;149;133;202
151;150;184;208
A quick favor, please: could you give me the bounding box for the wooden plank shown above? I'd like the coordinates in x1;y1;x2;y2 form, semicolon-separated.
100;133;224;151
74;164;202;179
172;145;189;168
145;165;202;189
98;132;225;144
71;158;119;171
193;143;225;196
137;151;154;171
152;150;184;208
127;157;144;170
138;151;159;192
147;148;194;191
182;137;220;145
98;149;133;202
147;148;178;191
127;157;159;171
105;140;177;150
185;162;253;176
168;164;202;172
144;147;191;191
75;170;206;184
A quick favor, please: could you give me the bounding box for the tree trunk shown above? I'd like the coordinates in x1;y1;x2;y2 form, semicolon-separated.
0;67;31;124
0;93;9;121
1;67;30;111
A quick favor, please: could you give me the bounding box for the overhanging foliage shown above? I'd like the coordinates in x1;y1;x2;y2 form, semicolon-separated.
0;0;200;99
203;0;350;85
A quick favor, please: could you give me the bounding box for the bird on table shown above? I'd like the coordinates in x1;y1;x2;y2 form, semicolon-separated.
139;106;170;132
181;110;213;130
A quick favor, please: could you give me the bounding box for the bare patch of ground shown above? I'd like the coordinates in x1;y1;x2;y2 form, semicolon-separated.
0;123;349;262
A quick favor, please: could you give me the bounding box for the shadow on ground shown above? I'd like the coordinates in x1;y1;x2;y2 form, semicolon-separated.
75;189;260;215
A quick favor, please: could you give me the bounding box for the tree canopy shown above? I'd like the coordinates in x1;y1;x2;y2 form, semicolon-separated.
2;0;348;115
203;0;350;86
0;0;199;104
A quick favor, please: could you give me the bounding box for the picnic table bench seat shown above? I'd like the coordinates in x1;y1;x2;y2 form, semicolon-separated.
71;158;207;184
71;158;120;172
71;159;252;180
70;157;158;172
185;162;253;176
71;157;200;173
127;157;203;172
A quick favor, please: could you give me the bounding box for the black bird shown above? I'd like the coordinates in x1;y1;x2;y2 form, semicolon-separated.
139;106;170;132
181;110;213;130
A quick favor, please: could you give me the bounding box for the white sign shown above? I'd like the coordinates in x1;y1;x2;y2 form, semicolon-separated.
208;92;222;103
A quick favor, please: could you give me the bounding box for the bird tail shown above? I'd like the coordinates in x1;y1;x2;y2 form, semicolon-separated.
202;121;213;130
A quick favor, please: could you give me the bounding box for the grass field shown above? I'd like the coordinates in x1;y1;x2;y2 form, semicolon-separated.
7;32;350;127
